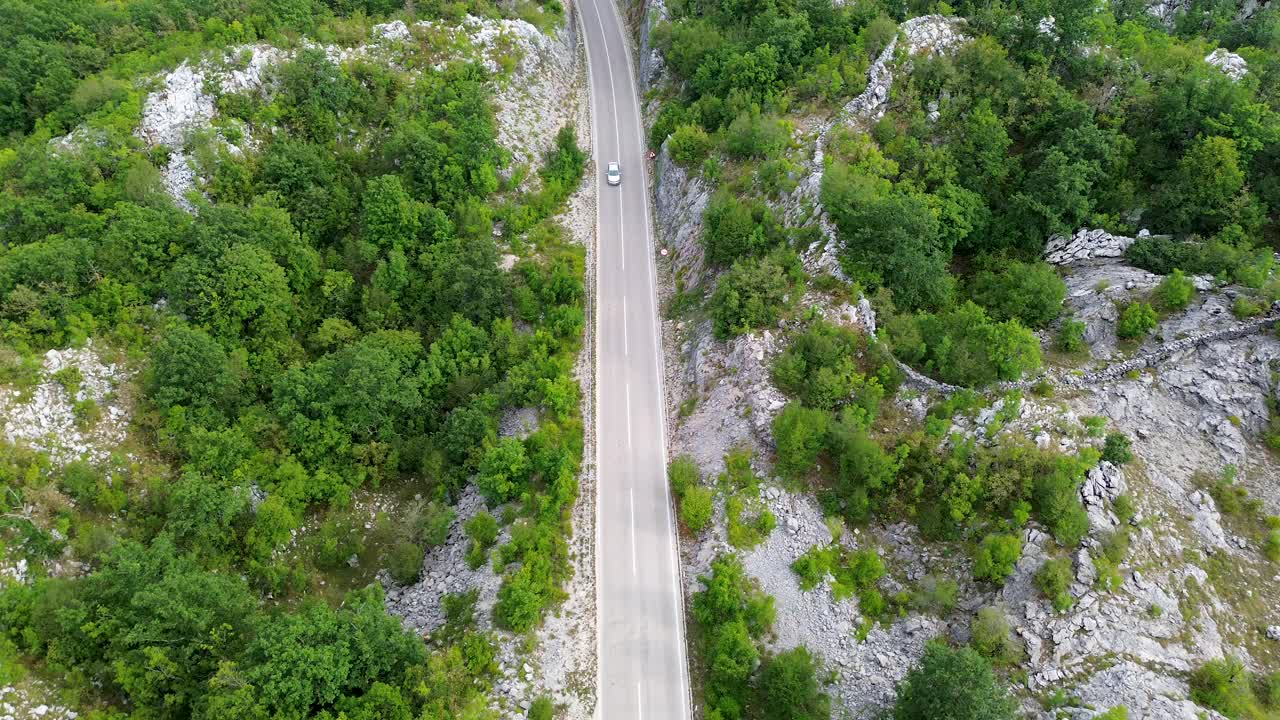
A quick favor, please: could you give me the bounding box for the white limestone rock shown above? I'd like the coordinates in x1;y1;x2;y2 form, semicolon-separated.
1206;48;1248;81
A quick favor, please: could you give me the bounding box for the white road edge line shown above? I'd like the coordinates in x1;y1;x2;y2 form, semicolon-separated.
625;382;633;451
637;681;644;720
623;296;629;355
630;486;637;578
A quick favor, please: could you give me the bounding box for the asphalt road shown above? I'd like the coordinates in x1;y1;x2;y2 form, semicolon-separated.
579;0;692;717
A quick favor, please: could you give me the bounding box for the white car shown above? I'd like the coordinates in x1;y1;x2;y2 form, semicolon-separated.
606;161;621;186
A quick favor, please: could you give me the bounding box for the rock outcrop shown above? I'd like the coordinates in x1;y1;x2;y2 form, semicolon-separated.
653;145;712;287
1206;48;1249;81
1045;228;1139;265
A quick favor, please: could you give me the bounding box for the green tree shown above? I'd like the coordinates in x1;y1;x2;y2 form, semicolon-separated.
702;192;782;267
362;174;424;252
1162;135;1248;234
967;260;1066;329
668;124;713;167
893;643;1017;720
710;248;803;339
824;165;953;310
753;647;830;720
476;437;531;505
772;403;833;481
147;323;242;417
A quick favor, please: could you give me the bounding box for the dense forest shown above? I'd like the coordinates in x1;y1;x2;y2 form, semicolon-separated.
0;0;584;717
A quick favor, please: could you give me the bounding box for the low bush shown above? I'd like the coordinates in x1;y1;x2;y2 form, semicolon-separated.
910;574;959;614
971;606;1020;663
1189;657;1264;720
1156;269;1196;310
973;534;1022;585
1101;432;1133;465
727;495;775;549
680;486;714;533
1056;318;1087;353
1034;558;1075;612
1116;302;1157;339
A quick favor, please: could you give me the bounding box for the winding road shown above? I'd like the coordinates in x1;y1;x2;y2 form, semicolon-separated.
579;0;692;716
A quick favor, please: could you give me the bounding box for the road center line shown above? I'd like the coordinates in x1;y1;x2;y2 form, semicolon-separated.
630;486;637;578
625;381;633;451
637;681;644;720
623;296;629;355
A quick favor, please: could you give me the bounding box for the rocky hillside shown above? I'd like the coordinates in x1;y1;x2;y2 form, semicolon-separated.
0;3;598;720
634;0;1280;717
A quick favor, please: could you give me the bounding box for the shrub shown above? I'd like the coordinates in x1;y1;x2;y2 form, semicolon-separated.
1056;318;1087;353
967;260;1066;329
1113;494;1137;526
888;302;1041;387
1261;671;1280;710
1264;517;1280;563
669;455;699;497
386;540;425;585
753;647;831;720
792;545;835;590
1032;456;1092;547
528;696;554;720
1034;558;1075;612
709;248;803;339
1189;657;1260;720
416;501;456;547
668;123;712;167
680;486;713;532
1100;432;1133;465
772;403;833;481
973;534;1022;585
971;606;1020;663
464;512;500;569
1156;269;1196;310
911;574;959;614
892;642;1017;720
1116;302;1157;339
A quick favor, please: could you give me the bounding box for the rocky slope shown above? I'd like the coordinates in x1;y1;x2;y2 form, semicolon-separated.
16;9;600;720
636;7;1280;719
